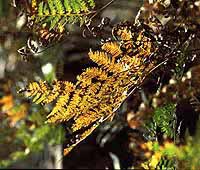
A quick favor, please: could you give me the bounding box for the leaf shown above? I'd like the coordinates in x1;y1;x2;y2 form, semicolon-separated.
29;0;95;34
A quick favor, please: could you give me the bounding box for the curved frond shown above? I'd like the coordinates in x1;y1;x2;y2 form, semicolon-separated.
64;121;99;155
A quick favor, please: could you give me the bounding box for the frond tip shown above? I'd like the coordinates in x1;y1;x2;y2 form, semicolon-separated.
24;81;51;104
21;80;75;105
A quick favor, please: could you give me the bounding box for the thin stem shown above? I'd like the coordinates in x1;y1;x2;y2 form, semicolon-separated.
89;0;117;21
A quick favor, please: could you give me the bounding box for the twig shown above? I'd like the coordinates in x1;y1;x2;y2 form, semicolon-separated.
89;0;117;21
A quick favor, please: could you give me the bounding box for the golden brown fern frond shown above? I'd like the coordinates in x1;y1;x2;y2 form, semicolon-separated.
21;23;156;155
31;0;37;13
42;80;66;104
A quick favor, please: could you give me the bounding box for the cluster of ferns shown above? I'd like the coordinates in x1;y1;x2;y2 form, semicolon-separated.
20;0;200;157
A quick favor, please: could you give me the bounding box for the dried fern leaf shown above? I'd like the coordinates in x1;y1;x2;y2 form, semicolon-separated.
21;23;157;155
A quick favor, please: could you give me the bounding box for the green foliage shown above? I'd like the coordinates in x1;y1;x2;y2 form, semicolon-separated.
32;0;96;32
154;104;176;138
144;122;200;170
156;156;175;170
141;141;176;170
4;0;200;168
0;107;65;168
16;122;64;152
145;104;176;139
177;124;200;169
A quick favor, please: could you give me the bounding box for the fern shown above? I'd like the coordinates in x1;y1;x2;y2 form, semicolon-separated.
153;104;176;138
21;24;156;155
30;0;96;33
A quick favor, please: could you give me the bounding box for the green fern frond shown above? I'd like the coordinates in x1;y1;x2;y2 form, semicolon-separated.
31;0;96;33
153;103;176;138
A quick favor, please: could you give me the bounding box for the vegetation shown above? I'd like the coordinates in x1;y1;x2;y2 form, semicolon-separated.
0;0;200;169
